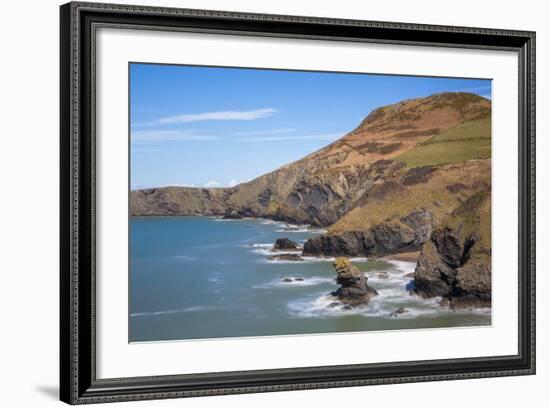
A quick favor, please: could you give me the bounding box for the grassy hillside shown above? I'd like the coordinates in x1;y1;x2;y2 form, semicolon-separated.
395;116;491;168
328;159;491;234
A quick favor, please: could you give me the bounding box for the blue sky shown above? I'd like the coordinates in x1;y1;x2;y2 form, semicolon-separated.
130;63;491;190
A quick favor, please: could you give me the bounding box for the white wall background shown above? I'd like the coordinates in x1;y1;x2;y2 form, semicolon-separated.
0;0;546;406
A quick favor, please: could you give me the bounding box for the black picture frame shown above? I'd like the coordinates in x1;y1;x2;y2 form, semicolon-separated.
60;1;536;404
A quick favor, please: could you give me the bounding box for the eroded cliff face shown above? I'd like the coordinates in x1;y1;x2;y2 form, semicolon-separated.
302;158;491;257
303;209;436;257
130;165;371;226
130;186;233;216
131;92;491;232
414;190;491;308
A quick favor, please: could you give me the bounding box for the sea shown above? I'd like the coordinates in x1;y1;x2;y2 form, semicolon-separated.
129;216;491;342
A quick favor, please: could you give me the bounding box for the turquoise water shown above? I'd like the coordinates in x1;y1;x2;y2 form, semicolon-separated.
129;217;491;342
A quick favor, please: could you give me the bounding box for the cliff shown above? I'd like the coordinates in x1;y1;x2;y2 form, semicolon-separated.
131;92;491;231
413;190;491;308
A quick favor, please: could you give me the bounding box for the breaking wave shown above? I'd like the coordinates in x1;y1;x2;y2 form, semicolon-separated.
253;276;334;289
287;260;490;320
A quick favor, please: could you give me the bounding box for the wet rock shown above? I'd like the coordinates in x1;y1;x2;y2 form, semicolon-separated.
294;277;304;281
414;191;491;307
405;272;415;278
439;298;450;308
331;257;378;306
390;307;409;317
342;305;353;310
282;278;293;283
303;231;367;257
272;238;300;251
328;302;340;308
303;209;435;257
268;254;304;261
449;295;490;309
375;272;390;279
222;210;243;219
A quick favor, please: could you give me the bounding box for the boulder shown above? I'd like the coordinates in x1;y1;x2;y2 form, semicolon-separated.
281;277;305;283
390;307;409;317
272;238;300;251
331;257;378;306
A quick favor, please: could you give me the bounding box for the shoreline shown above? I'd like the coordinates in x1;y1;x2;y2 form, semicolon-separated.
131;215;422;262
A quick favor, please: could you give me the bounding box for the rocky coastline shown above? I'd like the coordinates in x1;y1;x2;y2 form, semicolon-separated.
131;92;492;310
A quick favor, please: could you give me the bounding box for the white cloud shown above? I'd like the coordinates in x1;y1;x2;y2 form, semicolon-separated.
159;108;278;124
227;179;239;187
234;128;296;136
131;130;219;142
204;180;221;188
235;133;343;142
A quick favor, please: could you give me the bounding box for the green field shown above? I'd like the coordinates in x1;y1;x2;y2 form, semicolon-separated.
396;116;491;168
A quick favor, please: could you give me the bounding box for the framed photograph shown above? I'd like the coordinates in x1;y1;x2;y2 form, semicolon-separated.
60;1;536;404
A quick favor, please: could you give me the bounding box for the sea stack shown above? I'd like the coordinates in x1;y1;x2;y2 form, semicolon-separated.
332;257;378;306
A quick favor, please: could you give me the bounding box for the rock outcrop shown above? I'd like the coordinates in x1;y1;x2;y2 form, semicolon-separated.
414;191;491;308
272;238;300;251
303;209;435;257
130;186;232;216
331;257;378;306
222;211;243;219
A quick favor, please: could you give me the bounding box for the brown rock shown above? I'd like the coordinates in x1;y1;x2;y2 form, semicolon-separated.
332;257;378;306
